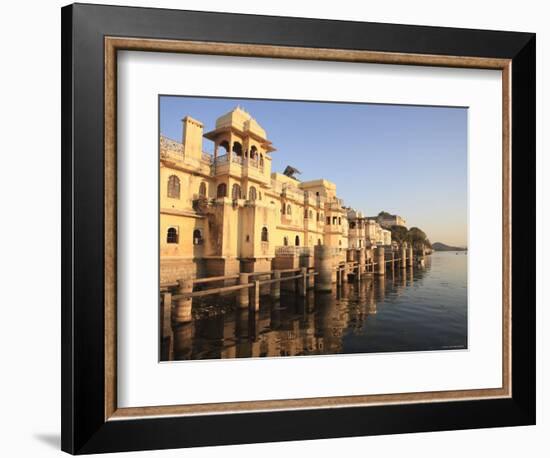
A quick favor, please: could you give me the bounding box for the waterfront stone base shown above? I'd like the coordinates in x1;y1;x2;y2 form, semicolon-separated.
204;258;241;285
272;254;299;291
241;258;273;294
160;258;205;284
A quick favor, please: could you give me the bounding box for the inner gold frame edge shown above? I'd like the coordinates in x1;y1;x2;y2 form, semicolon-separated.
104;37;512;421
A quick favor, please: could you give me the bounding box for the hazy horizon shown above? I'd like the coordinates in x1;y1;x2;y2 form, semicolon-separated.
160;96;468;247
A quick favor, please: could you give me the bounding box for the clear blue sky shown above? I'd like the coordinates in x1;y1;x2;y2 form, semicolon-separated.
160;95;468;247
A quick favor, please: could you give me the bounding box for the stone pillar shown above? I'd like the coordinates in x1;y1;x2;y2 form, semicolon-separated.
162;292;173;339
375;247;385;276
172;279;193;323
400;244;407;269
251;279;260;312
238;273;250;308
273;250;299;292
390;250;395;271
298;267;307;297
300;252;314;289
408;246;414;267
357;248;366;274
314;245;333;292
270;271;281;299
365;248;373;273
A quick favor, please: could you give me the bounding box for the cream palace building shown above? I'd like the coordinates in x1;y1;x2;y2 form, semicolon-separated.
160;107;392;282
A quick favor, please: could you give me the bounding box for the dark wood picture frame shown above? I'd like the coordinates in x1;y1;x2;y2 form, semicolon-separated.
61;3;536;454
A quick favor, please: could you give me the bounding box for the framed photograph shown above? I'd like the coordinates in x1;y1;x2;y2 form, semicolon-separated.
61;3;536;454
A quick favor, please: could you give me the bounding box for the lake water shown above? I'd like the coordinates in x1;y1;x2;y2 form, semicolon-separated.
161;251;468;361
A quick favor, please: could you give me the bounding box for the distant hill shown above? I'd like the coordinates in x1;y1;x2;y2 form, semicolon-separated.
432;242;467;252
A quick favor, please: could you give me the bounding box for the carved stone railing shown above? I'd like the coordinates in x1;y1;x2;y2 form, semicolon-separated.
160;150;183;162
215;154;228;165
274;246;313;257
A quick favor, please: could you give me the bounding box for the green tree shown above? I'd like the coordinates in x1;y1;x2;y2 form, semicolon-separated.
390;225;409;244
408;227;428;249
378;210;392;218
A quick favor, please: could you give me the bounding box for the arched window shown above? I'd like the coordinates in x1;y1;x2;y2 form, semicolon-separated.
283;236;289;246
308;210;313;219
232;141;243;156
166;227;178;244
318;239;322;245
218;140;230;154
167;175;180;198
326;216;331;225
281;202;286;214
217;183;227;198
249;186;257;201
250;145;257;160
333;216;337;225
316;212;320;221
198;181;207;198
193;229;203;245
350;222;356;229
287;204;292;215
338;217;342;225
259;154;264;167
261;227;268;242
231;183;241;200
295;235;300;246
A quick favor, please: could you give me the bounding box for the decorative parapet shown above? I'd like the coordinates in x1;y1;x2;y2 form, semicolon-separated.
160;135;183;154
215;154;228;165
201;152;212;164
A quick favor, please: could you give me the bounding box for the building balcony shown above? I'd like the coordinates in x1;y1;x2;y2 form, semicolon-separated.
327;198;344;211
213;154;267;183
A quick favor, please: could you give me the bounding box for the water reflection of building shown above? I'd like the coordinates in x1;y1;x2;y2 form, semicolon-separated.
163;255;432;361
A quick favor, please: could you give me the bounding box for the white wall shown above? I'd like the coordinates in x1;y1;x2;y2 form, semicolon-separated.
0;0;545;456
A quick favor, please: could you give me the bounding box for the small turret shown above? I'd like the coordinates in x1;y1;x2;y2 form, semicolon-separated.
182;116;204;161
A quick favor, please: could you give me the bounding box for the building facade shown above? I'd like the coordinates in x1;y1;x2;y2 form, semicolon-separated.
377;213;407;229
160;107;350;282
347;209;392;248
